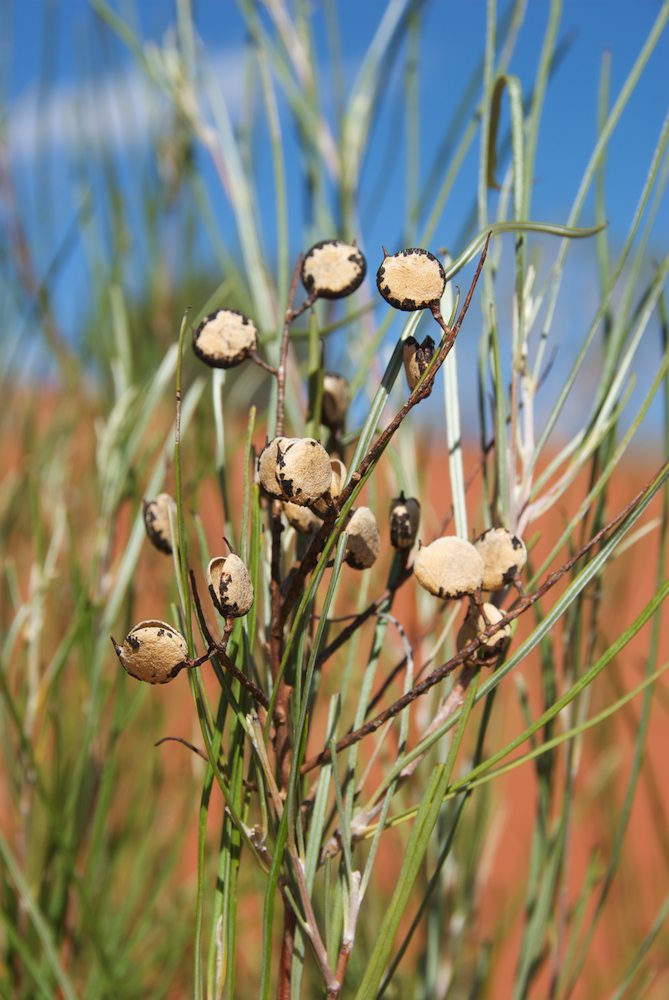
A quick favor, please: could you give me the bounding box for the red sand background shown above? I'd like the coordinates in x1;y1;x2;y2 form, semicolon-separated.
3;391;668;997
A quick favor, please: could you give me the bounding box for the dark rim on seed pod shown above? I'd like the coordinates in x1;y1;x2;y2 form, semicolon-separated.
300;239;367;300
192;308;257;369
376;247;446;311
143;493;177;555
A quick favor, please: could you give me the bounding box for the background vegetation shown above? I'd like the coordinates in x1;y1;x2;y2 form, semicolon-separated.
1;1;668;997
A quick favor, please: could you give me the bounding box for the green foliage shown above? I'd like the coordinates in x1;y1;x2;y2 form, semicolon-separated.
2;1;669;998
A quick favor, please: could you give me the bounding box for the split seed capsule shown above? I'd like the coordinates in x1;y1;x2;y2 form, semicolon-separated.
301;240;366;300
376;248;446;311
192;309;257;369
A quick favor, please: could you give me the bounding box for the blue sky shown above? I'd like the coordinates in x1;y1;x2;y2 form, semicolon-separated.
2;0;668;443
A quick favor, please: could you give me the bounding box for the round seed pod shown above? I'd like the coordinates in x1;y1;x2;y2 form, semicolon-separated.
322;373;350;431
457;603;511;664
257;437;332;505
345;507;381;570
143;493;177;555
413;536;484;599
301;240;366;300
113;620;188;685
276;438;333;505
207;554;254;618
283;501;323;535
403;335;435;392
390;495;421;550
192;309;257;369
376;248;446;311
256;436;292;499
474;527;527;591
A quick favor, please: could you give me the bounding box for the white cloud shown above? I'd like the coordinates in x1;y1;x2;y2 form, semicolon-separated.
7;47;246;162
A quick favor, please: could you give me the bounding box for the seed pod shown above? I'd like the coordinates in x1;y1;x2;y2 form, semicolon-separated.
257;437;290;499
113;620;188;685
403;335;435;392
413;536;484;599
310;457;348;517
143;493;177;554
329;459;347;499
192;309;257;369
457;603;511;664
345;507;381;569
322;373;350;431
474;527;527;591
283;501;323;535
301;240;366;300
390;494;421;550
376;248;446;311
208;554;254;618
257;437;332;505
275;438;333;505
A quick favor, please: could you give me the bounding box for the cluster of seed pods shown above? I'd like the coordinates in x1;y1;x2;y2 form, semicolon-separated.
113;238;526;684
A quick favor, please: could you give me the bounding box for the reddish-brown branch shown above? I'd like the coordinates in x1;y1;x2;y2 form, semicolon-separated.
277;903;296;1000
250;350;278;376
315;562;414;668
300;462;666;775
271;257;316;789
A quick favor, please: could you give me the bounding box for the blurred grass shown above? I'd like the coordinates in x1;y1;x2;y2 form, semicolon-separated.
1;1;669;998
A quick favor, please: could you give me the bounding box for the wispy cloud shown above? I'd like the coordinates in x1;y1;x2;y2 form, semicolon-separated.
7;47;246;162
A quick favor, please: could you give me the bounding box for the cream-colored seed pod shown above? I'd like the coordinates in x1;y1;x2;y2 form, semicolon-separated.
322;373;350;431
143;493;177;554
414;536;484;599
301;240;366;300
208;554;254;617
345;507;381;570
283;501;323;534
474;527;527;591
457;603;511;664
390;495;421;550
275;438;332;506
113;620;188;685
376;248;446;311
329;459;347;499
257;437;292;499
192;309;257;369
310;457;348;517
403;335;435;392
